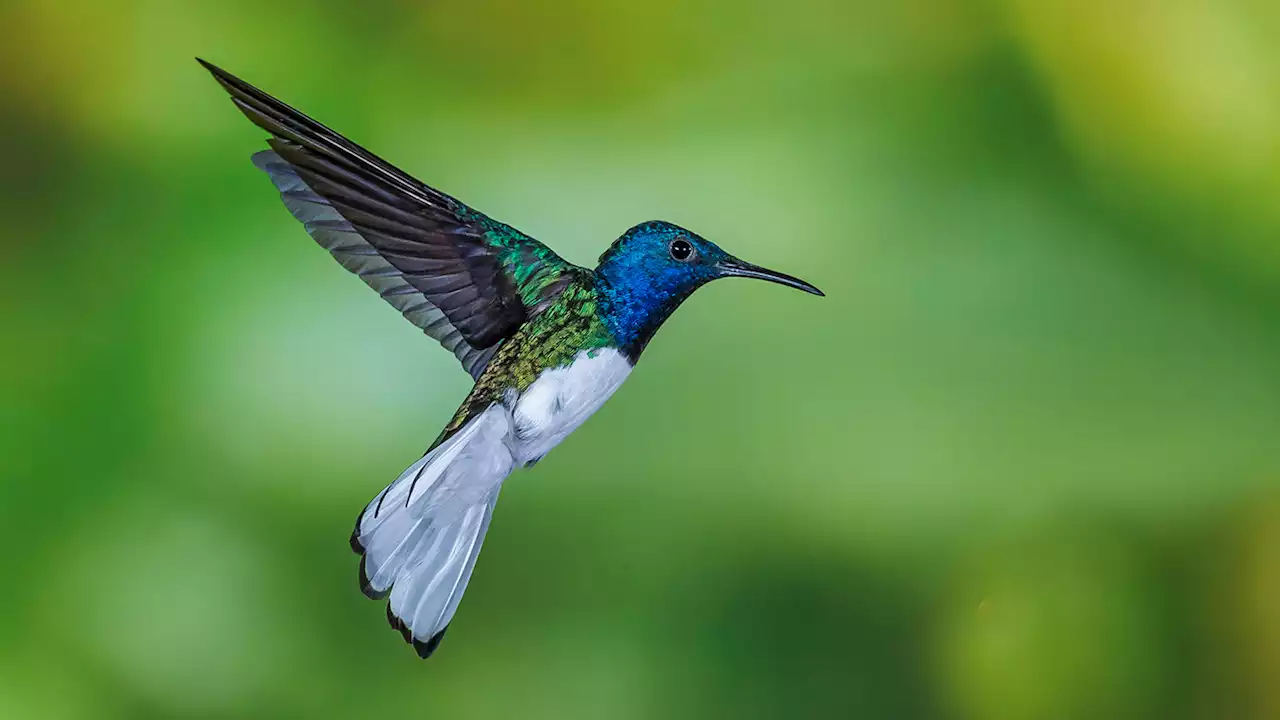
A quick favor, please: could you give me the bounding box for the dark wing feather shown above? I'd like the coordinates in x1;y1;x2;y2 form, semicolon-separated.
199;59;579;377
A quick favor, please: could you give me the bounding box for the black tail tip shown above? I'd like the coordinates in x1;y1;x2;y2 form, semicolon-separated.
387;604;412;643
386;605;448;658
357;556;389;600
413;627;448;659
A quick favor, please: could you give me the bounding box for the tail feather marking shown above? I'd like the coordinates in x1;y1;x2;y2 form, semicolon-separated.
351;405;514;657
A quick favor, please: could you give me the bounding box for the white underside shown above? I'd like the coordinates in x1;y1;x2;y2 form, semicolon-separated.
509;347;634;466
354;348;633;647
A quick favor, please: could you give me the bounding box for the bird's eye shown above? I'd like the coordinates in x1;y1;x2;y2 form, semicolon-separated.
669;238;694;262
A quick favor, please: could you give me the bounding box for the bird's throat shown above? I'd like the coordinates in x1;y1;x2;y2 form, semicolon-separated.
595;273;702;363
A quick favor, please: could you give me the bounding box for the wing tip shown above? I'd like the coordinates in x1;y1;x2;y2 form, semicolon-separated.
251;148;285;172
196;57;237;91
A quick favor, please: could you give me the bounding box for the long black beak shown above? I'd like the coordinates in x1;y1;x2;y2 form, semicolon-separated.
718;258;824;297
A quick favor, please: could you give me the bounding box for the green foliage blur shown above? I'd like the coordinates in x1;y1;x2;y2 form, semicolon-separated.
3;1;1279;718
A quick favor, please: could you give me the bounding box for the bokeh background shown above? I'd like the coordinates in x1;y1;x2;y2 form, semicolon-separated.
3;1;1279;718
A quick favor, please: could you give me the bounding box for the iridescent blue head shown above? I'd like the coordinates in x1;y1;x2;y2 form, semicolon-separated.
594;220;823;360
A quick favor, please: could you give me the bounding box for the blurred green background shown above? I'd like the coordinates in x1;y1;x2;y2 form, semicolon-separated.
3;0;1280;718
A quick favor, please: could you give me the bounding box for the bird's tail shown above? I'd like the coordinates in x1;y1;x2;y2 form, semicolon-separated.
351;405;514;658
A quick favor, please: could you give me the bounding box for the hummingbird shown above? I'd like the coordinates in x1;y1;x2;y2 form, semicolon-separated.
200;59;823;659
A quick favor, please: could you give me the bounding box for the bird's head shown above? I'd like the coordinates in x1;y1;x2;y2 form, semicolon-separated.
595;220;822;359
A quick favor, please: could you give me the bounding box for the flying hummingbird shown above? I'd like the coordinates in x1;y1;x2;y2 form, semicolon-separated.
200;59;823;659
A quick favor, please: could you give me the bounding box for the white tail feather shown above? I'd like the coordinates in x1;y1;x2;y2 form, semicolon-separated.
352;405;514;657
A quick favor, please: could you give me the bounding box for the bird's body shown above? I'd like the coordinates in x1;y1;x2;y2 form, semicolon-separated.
202;59;821;659
442;279;620;461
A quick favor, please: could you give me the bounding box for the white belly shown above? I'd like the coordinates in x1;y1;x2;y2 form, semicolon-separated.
507;347;633;466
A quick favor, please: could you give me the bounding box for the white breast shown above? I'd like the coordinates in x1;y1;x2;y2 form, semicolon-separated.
508;347;633;466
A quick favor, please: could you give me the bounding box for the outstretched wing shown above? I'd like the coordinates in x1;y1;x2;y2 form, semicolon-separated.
200;59;580;379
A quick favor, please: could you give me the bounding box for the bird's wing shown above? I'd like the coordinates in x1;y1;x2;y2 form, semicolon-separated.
200;59;579;379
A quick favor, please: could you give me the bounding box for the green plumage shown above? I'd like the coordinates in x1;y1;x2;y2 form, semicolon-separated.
437;277;612;443
465;210;580;313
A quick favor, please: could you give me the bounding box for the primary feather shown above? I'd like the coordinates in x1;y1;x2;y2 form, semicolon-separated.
200;58;578;374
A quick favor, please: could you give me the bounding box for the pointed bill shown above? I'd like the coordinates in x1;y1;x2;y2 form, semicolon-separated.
717;258;824;296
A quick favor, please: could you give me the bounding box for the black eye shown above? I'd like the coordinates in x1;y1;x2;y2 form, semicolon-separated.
669;238;694;262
